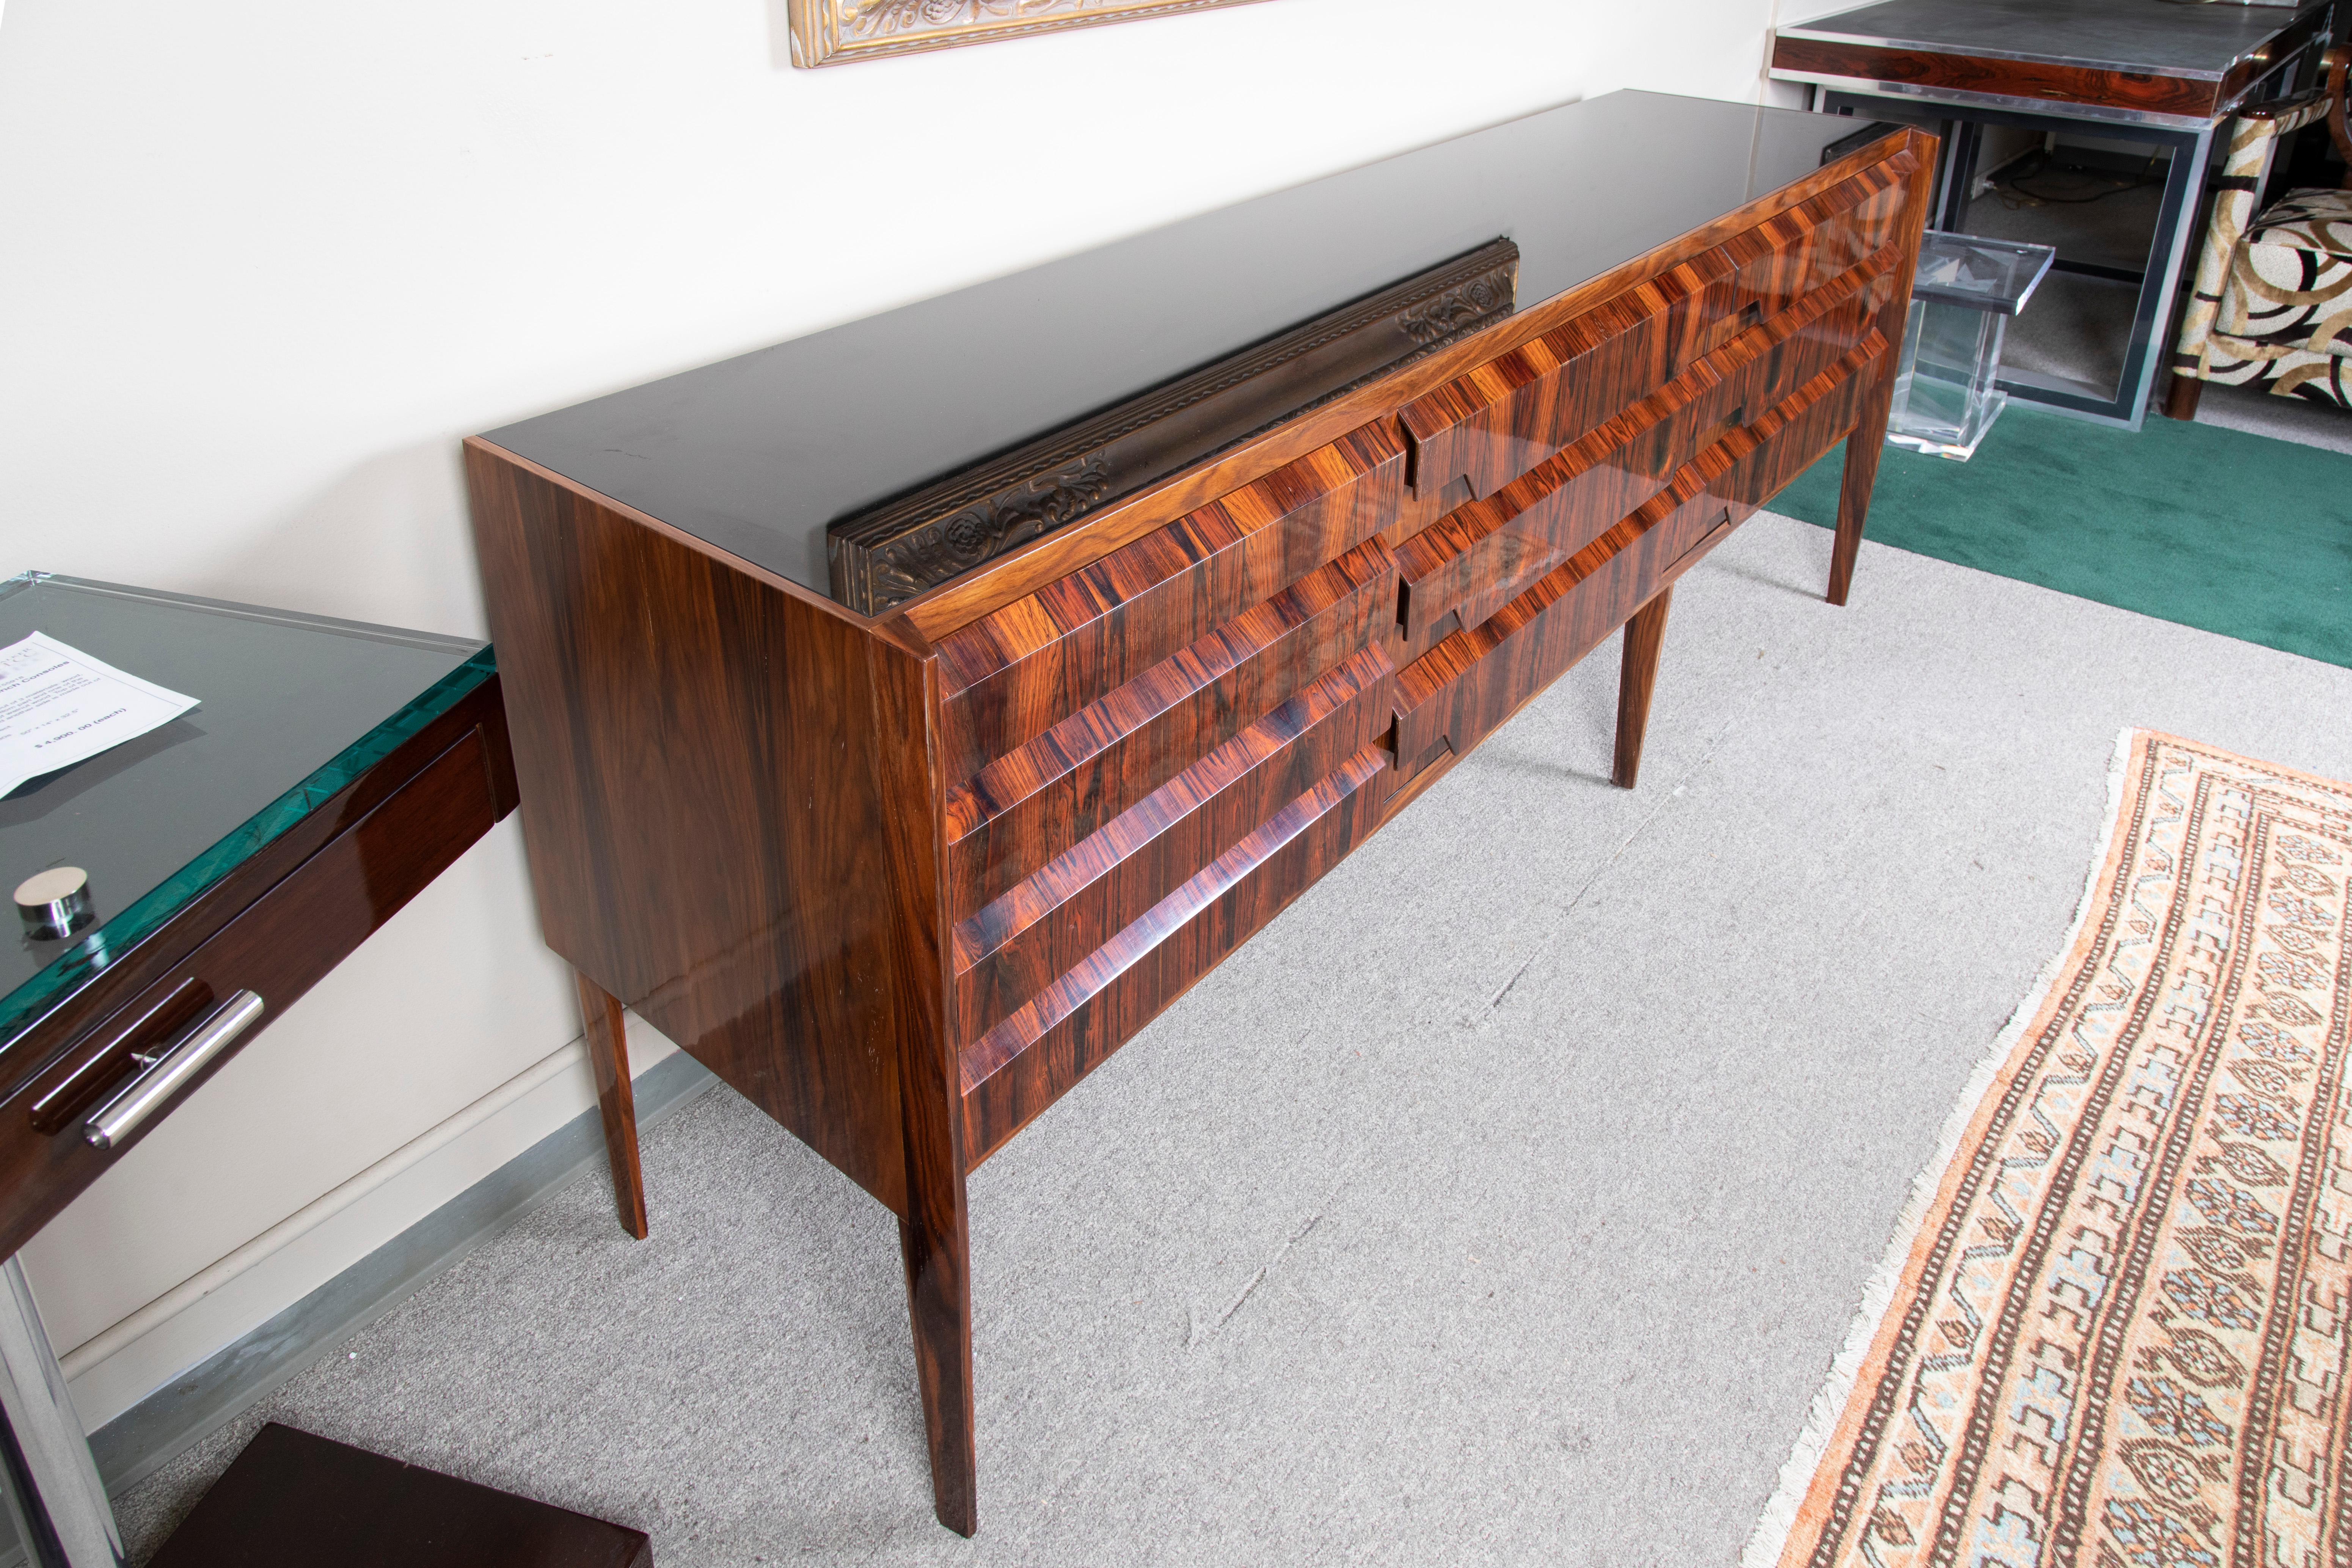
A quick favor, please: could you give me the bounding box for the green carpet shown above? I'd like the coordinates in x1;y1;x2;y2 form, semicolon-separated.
1766;405;2352;668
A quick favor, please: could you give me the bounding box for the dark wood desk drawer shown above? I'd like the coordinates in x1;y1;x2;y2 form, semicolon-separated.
1393;257;1899;661
0;705;510;1258
951;647;1391;1043
934;423;1403;788
945;540;1395;922
1393;162;1910;522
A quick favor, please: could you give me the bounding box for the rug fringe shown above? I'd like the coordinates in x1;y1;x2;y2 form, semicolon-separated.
1737;727;2144;1568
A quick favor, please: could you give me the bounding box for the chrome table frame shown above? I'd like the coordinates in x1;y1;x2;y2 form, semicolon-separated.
1774;0;2336;428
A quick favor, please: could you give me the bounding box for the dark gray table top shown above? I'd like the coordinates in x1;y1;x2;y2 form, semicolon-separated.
483;92;1896;599
1779;0;2324;77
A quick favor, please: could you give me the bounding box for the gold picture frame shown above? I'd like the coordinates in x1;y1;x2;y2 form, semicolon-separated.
787;0;1274;68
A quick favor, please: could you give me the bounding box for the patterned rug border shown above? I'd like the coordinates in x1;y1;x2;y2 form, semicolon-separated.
1740;725;2277;1568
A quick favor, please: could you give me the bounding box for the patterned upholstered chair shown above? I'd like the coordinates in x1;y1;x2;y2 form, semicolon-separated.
2166;45;2352;418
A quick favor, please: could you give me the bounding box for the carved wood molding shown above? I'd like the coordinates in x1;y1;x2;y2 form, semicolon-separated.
788;0;1277;69
829;239;1519;614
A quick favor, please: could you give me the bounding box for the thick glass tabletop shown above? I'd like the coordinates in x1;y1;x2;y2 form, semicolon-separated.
1778;0;2316;78
0;575;491;1047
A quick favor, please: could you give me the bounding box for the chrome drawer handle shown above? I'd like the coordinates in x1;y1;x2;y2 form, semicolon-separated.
83;990;265;1150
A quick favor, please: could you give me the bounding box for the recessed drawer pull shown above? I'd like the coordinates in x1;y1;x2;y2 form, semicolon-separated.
83;989;265;1150
1670;509;1738;572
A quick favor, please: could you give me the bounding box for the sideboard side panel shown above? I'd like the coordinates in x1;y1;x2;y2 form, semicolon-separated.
466;441;925;1215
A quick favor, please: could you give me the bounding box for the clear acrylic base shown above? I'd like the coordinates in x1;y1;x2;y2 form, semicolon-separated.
1886;388;2008;462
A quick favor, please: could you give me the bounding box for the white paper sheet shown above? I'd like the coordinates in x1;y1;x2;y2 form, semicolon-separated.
0;632;200;797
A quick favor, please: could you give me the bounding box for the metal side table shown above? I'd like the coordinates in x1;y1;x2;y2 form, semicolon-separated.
1773;0;2338;428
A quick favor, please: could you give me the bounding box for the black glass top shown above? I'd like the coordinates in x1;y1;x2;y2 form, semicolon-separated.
485;91;1897;601
1781;0;2321;78
0;575;491;1045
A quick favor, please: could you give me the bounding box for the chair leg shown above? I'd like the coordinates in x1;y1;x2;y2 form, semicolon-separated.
573;969;649;1240
1613;587;1673;789
2164;372;2204;421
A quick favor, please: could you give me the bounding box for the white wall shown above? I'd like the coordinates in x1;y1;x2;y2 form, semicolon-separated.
0;0;1780;1433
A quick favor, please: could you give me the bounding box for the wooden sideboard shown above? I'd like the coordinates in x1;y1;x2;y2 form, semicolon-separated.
465;91;1934;1536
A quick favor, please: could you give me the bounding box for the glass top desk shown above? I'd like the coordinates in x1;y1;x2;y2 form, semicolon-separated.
0;574;517;1566
1771;0;2338;427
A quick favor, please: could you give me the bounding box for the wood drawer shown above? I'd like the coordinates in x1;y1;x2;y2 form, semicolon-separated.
1394;256;1900;660
1392;330;1889;788
934;422;1404;788
1394;161;1911;524
945;538;1396;920
958;738;1391;1167
951;646;1392;1043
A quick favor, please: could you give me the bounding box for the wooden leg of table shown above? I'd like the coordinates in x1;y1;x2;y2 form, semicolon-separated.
1828;368;1898;607
1612;586;1673;790
573;969;648;1241
899;1191;976;1536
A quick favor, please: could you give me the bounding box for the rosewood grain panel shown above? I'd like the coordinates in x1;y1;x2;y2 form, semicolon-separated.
1395;254;1900;659
830;243;1510;614
943;539;1395;918
893;135;1928;645
952;646;1392;1043
1394;160;1908;524
958;743;1391;1168
934;423;1402;786
1394;251;1740;520
465;440;936;1216
1718;162;1909;324
1390;335;1885;796
1769;35;2224;121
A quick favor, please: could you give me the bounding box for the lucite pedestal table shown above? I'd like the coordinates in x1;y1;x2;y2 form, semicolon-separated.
0;574;516;1566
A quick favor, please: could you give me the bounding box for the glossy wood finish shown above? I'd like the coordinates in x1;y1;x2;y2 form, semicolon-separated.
0;676;518;1264
831;242;1514;614
574;970;647;1241
1613;588;1673;790
151;1422;651;1568
465;443;938;1218
466;118;1933;1536
889;133;1934;645
1771;2;2333;124
1773;35;2225;120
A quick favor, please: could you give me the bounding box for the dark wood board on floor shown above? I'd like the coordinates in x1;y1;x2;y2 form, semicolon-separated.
149;1423;651;1568
464;91;1936;1536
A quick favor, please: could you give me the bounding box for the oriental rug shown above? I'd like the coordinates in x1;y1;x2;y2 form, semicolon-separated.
1746;730;2352;1568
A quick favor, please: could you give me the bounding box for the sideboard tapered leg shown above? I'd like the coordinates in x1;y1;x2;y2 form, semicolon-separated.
900;1187;976;1536
573;969;649;1240
1828;374;1895;608
1613;586;1674;789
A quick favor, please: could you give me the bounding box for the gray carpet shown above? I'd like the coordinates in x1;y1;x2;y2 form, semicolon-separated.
113;514;2352;1565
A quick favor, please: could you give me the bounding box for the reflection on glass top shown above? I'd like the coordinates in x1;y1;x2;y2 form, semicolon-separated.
1782;0;2319;77
1912;231;2058;314
0;575;491;1047
486;91;1906;600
